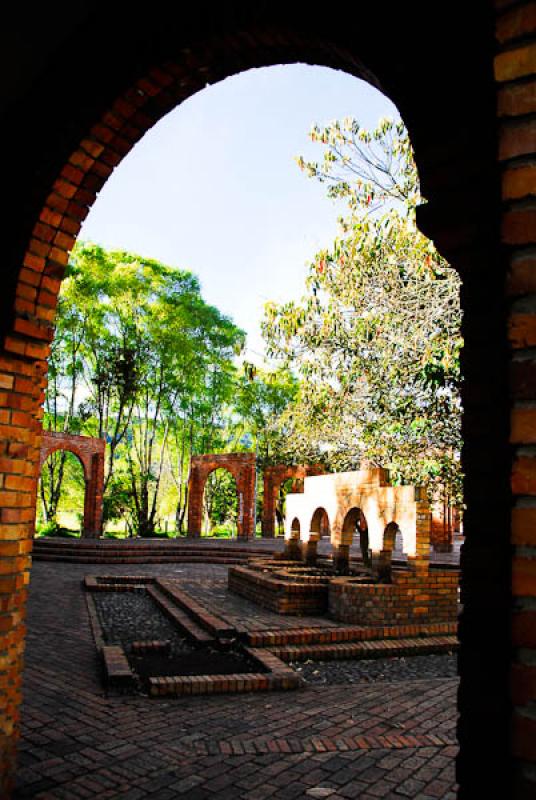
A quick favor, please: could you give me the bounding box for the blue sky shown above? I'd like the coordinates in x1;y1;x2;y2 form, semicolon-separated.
80;64;399;360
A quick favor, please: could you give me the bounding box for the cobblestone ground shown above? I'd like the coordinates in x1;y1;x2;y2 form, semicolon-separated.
15;561;458;799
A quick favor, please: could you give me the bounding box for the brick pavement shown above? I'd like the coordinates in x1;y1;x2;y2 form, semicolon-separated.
15;562;458;799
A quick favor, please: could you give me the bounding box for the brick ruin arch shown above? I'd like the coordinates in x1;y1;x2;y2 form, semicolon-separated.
38;431;105;538
187;454;256;538
261;464;323;537
0;5;533;796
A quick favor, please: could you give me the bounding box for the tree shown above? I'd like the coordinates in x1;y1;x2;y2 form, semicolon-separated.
263;118;462;503
232;364;299;467
41;242;245;535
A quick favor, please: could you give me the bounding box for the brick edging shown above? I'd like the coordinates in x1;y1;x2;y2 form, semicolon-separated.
270;635;459;662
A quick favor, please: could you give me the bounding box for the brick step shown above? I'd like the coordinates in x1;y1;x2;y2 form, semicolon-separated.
102;645;135;687
33;553;250;564
33;544;260;554
34;538;264;550
146;586;215;645
246;622;457;647
148;669;302;697
270;635;459;663
156;579;236;639
33;539;268;564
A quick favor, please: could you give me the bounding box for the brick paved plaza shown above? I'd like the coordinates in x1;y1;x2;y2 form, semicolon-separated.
15;560;458;799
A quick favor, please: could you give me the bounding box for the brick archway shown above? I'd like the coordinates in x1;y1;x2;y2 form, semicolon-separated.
39;431;105;538
187;454;256;538
0;5;533;797
261;464;322;537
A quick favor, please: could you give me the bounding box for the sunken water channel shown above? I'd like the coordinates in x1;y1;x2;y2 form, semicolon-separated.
87;578;301;697
94;591;261;684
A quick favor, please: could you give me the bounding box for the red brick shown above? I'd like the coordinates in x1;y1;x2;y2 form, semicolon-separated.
502;164;536;200
513;712;536;760
512;557;536;596
500;120;536;162
495;42;536;81
502;209;536;244
497;4;536;42
507;253;536;294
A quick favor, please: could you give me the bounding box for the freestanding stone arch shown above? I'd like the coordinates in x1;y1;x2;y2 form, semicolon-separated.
39;432;105;538
187;453;256;538
261;464;322;537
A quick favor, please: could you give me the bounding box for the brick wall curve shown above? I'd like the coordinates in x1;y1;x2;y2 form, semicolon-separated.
39;431;104;480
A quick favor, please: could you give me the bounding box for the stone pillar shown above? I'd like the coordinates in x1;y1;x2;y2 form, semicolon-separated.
333;543;350;574
414;490;432;571
301;533;318;565
284;527;302;560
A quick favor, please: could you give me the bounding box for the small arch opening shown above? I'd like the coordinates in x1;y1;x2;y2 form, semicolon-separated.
37;450;86;538
202;468;239;538
290;517;301;539
310;507;331;538
383;521;400;554
341;507;370;566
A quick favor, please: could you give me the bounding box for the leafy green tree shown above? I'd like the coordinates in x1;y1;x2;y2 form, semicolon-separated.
41;242;245;536
263;118;462;503
203;469;238;535
232;364;299;467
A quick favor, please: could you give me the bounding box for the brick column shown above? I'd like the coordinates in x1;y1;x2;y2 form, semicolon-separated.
333;544;350;574
261;471;278;538
187;465;203;537
496;4;536;796
83;450;104;537
0;347;48;798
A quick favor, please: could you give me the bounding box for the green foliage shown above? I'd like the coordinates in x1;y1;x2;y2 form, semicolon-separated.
38;450;85;529
40;242;297;536
232;365;299;467
203;469;238;535
263;117;462;503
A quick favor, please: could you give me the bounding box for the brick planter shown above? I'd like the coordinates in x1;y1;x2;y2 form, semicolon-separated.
329;569;458;626
228;564;330;615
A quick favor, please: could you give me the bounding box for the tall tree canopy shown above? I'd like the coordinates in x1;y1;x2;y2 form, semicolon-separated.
42;243;247;534
263;118;462;502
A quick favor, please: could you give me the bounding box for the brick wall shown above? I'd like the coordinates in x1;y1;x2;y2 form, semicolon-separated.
495;2;536;795
228;565;329;614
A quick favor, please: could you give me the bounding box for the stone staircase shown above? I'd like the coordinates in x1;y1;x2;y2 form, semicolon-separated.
33;536;277;564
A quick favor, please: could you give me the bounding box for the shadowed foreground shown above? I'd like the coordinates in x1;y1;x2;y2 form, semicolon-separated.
16;560;457;799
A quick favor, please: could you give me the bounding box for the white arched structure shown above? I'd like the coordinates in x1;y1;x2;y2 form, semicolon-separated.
284;468;430;567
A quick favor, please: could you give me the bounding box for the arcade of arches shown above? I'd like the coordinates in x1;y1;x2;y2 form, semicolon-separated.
39;431;105;538
0;5;534;797
283;468;431;573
